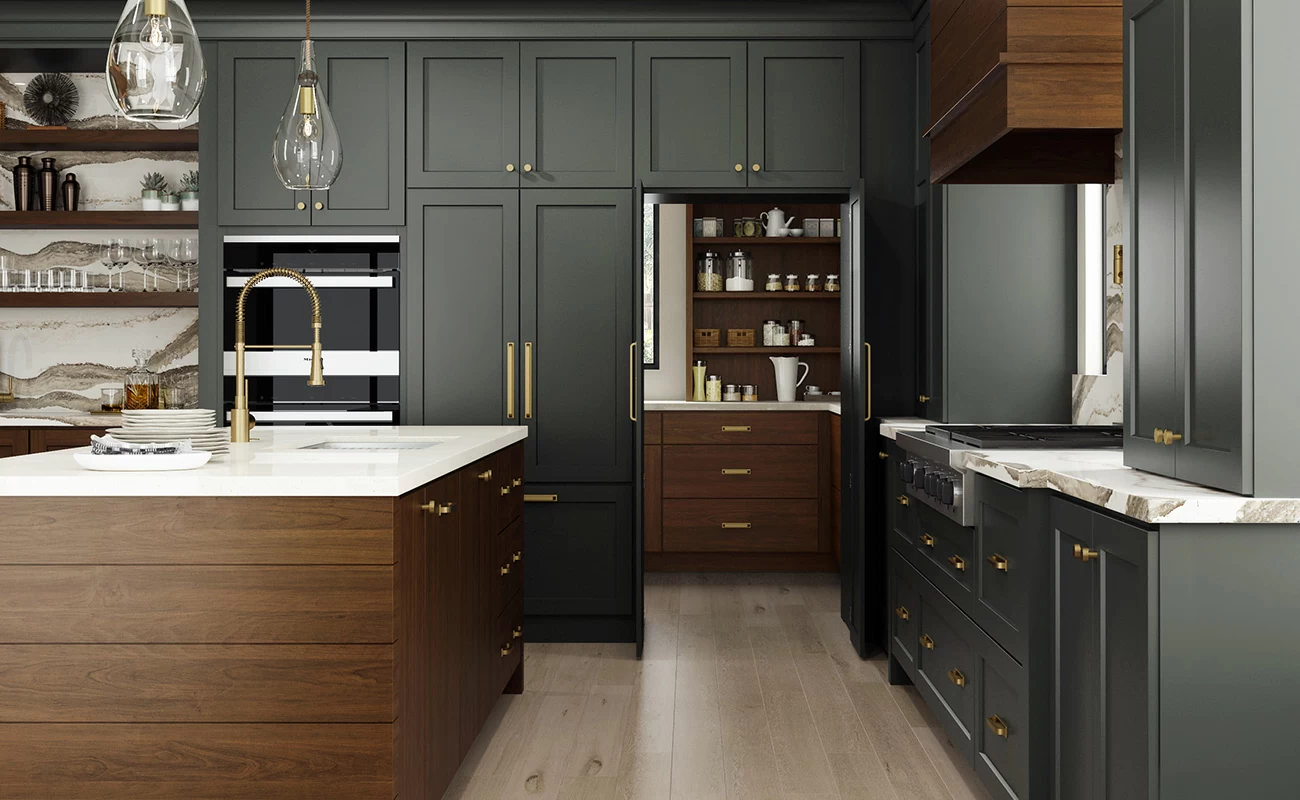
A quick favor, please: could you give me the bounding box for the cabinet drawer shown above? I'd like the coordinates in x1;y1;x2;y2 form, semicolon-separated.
662;412;818;445
662;499;818;553
915;503;975;594
975;633;1029;800
916;580;978;745
496;444;524;531
886;442;917;555
889;550;921;680
663;445;817;498
494;593;523;693
495;518;524;617
974;478;1030;662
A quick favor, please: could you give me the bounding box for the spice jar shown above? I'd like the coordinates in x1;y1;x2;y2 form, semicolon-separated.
765;273;782;292
789;319;805;343
696;251;723;292
742;384;759;402
784;274;800;292
825;273;840;292
723;384;741;402
725;250;754;291
705;375;723;402
763;319;781;346
805;274;822;292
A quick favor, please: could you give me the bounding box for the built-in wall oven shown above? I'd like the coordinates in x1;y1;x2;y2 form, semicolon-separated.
222;235;401;426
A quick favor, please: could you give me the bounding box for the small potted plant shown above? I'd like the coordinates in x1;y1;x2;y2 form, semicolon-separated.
140;172;166;211
160;189;181;212
179;170;199;211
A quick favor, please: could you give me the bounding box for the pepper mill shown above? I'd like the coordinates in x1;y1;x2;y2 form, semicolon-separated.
11;156;35;212
61;173;80;211
37;157;59;212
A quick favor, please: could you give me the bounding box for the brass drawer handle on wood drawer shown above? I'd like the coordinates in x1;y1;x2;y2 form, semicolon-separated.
986;714;1009;739
525;494;558;503
947;668;966;688
987;553;1009;572
512;550;522;562
948;555;967;572
500;563;512;576
894;606;909;621
721;468;751;475
919;634;935;650
478;469;493;481
1072;543;1099;563
512;625;522;639
500;642;514;657
421;501;456;516
919;533;935;548
721;522;751;529
721;425;751;432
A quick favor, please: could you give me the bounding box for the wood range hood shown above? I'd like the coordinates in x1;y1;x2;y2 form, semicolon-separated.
926;0;1121;184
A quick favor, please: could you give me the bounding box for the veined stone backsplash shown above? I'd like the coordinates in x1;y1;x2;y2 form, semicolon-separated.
1072;136;1125;426
0;72;199;412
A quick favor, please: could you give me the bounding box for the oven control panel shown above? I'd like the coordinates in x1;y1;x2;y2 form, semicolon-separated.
899;455;972;527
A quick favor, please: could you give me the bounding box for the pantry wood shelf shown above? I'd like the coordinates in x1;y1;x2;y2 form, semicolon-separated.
0;128;199;151
0;292;198;308
693;292;840;300
693;346;841;355
691;237;840;245
0;211;198;229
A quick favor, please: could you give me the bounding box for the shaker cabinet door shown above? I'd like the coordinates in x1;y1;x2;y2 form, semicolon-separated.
523;484;633;619
407;41;520;188
520;42;632;188
1051;500;1099;800
520;189;634;483
747;41;860;189
634;41;747;189
217;41;311;226
311;41;405;225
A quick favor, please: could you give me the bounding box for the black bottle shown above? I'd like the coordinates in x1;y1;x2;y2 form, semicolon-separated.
37;157;59;211
11;155;34;211
61;173;80;211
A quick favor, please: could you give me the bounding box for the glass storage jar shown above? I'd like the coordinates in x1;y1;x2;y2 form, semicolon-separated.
825;273;840;292
765;273;782;292
805;274;822;292
784;274;800;292
763;319;781;346
725;250;754;291
789;319;805;343
705;375;723;402
723;384;740;402
696;251;723;292
742;384;759;402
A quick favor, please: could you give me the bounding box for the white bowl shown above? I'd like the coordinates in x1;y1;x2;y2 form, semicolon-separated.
74;452;213;472
787;228;804;237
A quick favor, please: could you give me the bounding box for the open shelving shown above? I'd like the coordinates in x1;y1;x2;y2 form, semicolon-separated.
0;211;198;229
0;128;199;152
0;292;198;309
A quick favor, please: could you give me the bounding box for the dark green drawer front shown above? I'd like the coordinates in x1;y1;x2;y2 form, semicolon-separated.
915;502;975;594
975;632;1028;800
916;577;977;744
888;550;921;679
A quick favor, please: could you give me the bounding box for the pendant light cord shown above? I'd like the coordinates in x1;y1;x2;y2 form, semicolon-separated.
305;0;311;41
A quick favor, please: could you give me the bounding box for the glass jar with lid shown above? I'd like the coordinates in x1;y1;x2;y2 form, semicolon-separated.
696;251;723;292
825;273;840;292
725;250;754;291
805;274;822;292
762;319;781;346
705;375;723;402
784;274;800;292
765;273;782;292
742;384;758;402
124;348;159;410
722;383;741;402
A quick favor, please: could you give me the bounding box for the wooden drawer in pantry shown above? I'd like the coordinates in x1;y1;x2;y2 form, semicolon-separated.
661;499;818;552
662;445;817;499
494;593;523;692
916;577;978;747
662;412;818;445
494;517;524;617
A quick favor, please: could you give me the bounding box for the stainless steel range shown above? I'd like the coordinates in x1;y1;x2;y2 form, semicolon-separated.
895;425;1122;526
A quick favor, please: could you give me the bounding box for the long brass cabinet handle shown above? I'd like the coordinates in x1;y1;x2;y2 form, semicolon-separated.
947;668;966;688
865;342;873;421
721;522;751;529
524;493;558;503
895;606;909;621
722;426;751;432
629;342;638;422
948;555;967;572
721;468;751;475
919;634;935;651
1073;543;1099;563
524;342;534;420
986;715;1009;739
506;342;516;419
987;554;1009;572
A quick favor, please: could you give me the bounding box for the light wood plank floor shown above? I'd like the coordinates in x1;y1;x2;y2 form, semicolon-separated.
444;573;992;800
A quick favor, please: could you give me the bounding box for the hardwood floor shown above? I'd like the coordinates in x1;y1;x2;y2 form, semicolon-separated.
443;573;992;800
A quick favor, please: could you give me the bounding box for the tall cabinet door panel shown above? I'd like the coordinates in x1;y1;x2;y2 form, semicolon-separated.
521;42;632;188
408;42;520;188
634;41;747;189
312;42;405;225
748;41;861;189
520;189;633;483
1123;0;1179;473
1051;500;1099;800
217;41;310;225
410;190;520;427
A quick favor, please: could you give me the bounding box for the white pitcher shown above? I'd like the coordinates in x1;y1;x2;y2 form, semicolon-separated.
770;357;810;402
760;207;795;237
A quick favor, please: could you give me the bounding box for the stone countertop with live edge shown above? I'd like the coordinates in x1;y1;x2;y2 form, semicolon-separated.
0;425;527;497
645;399;842;414
879;417;935;440
0;411;122;427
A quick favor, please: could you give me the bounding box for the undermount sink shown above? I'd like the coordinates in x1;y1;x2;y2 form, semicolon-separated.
299;441;440;451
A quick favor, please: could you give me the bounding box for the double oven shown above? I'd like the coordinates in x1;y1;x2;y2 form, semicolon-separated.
222;235;401;426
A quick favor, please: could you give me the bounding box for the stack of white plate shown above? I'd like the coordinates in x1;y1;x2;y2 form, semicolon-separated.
109;409;229;455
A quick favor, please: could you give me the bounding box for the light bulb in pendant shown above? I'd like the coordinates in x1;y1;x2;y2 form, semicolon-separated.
138;12;172;54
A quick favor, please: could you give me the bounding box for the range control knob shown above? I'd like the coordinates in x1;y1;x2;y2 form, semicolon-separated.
900;460;915;483
926;471;940;497
940;477;955;506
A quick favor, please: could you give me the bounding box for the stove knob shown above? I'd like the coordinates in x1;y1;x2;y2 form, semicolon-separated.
926;471;940;497
900;459;915;483
950;481;963;507
940;477;955;506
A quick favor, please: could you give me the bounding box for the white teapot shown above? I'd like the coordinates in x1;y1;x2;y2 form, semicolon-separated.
760;207;796;237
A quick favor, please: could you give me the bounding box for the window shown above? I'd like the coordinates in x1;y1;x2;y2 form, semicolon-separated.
643;203;659;368
1077;184;1106;374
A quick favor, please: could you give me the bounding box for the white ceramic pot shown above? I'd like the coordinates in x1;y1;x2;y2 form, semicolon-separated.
180;192;199;211
161;194;181;212
141;191;161;211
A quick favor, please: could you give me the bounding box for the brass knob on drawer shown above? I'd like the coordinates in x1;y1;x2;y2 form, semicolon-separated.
500;563;512;576
919;394;931;403
314;201;323;211
947;555;966;572
896;495;910;507
894;606;909;621
919;634;935;650
986;714;1009;739
1073;543;1099;563
512;477;523;487
1154;427;1167;444
500;642;514;657
987;553;1009;572
947;668;966;688
421;501;455;516
878;451;889;460
478;469;493;481
512;550;522;562
512;625;522;639
919;533;935;548
500;486;511;496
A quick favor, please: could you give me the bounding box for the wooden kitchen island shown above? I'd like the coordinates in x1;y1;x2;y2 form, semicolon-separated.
0;426;526;800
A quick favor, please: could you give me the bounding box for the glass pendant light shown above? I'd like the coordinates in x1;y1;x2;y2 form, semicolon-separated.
105;0;206;122
272;0;342;191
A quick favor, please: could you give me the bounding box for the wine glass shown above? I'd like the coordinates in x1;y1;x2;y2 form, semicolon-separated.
179;237;198;290
0;254;10;292
109;238;131;291
141;238;163;291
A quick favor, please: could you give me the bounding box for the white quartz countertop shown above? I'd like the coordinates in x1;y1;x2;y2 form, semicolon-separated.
0;425;527;497
955;448;1300;525
0;411;121;427
879;418;935;440
645;399;841;414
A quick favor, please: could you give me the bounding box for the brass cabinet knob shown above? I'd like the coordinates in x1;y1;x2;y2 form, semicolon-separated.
896;495;910;507
734;163;743;172
1154;427;1169;444
919;533;935;548
1167;431;1183;444
500;642;514;657
947;555;967;572
437;503;455;516
478;469;493;481
751;163;761;172
512;550;522;562
919;394;931;403
523;163;533;172
314;201;323;211
1072;543;1099;563
894;606;909;621
878;451;889;460
500;485;511;496
986;714;1010;739
500;562;512;576
947;668;966;688
919;634;935;650
506;163;516;172
987;553;1009;572
512;477;523;487
512;625;522;639
296;202;306;210
421;501;455;516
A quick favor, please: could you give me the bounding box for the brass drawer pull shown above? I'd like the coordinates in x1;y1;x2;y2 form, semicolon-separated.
512;477;523;487
919;634;935;650
512;625;522;639
500;642;514;657
500;563;512;576
947;555;967;572
919;533;935;548
878;451;889;460
1072;543;1099;563
525;493;558;503
421;501;456;516
722;425;751;432
947;668;966;688
896;495;910;506
894;606;909;621
987;554;1009;572
721;468;751;475
512;550;522;562
919;394;931;403
500;486;511;496
986;714;1009;739
721;522;752;529
478;469;493;481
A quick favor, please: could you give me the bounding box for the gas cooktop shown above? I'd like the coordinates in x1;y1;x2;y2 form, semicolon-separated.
923;424;1124;450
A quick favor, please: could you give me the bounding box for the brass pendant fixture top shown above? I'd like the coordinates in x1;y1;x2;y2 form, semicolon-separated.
273;0;343;191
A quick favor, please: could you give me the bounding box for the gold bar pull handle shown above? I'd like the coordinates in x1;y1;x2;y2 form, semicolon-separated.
524;341;534;420
987;554;1009;572
722;425;751;432
919;634;935;651
919;533;935;548
524;493;558;503
947;668;966;688
721;522;751;529
506;342;516;419
894;606;909;621
721;468;751;475
986;715;1009;739
629;342;638;422
864;341;873;421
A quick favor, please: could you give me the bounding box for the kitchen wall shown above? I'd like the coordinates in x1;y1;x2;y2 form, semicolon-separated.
0;72;198;412
645;204;687;401
1071;137;1124;425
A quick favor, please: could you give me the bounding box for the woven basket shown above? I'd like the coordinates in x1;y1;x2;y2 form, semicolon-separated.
726;329;755;348
693;328;720;347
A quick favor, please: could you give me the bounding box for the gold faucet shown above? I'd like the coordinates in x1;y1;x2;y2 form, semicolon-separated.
231;268;324;443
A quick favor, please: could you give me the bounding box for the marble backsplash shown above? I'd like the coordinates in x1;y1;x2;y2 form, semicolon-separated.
0;72;199;412
1073;136;1125;426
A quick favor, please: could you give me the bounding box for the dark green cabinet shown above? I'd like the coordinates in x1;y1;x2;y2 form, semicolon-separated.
218;40;404;226
520;189;634;483
747;41;860;189
523;485;634;624
914;15;931;188
408;189;519;426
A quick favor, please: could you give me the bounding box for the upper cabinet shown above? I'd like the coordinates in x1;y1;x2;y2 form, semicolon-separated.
926;0;1121;184
636;41;859;189
217;41;405;226
408;41;631;189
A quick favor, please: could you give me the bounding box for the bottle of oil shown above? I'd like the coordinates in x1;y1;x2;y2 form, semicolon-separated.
124;349;159;410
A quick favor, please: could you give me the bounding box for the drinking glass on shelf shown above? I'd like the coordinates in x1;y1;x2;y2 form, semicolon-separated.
178;237;198;291
141;238;163;292
107;238;131;291
0;255;9;292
